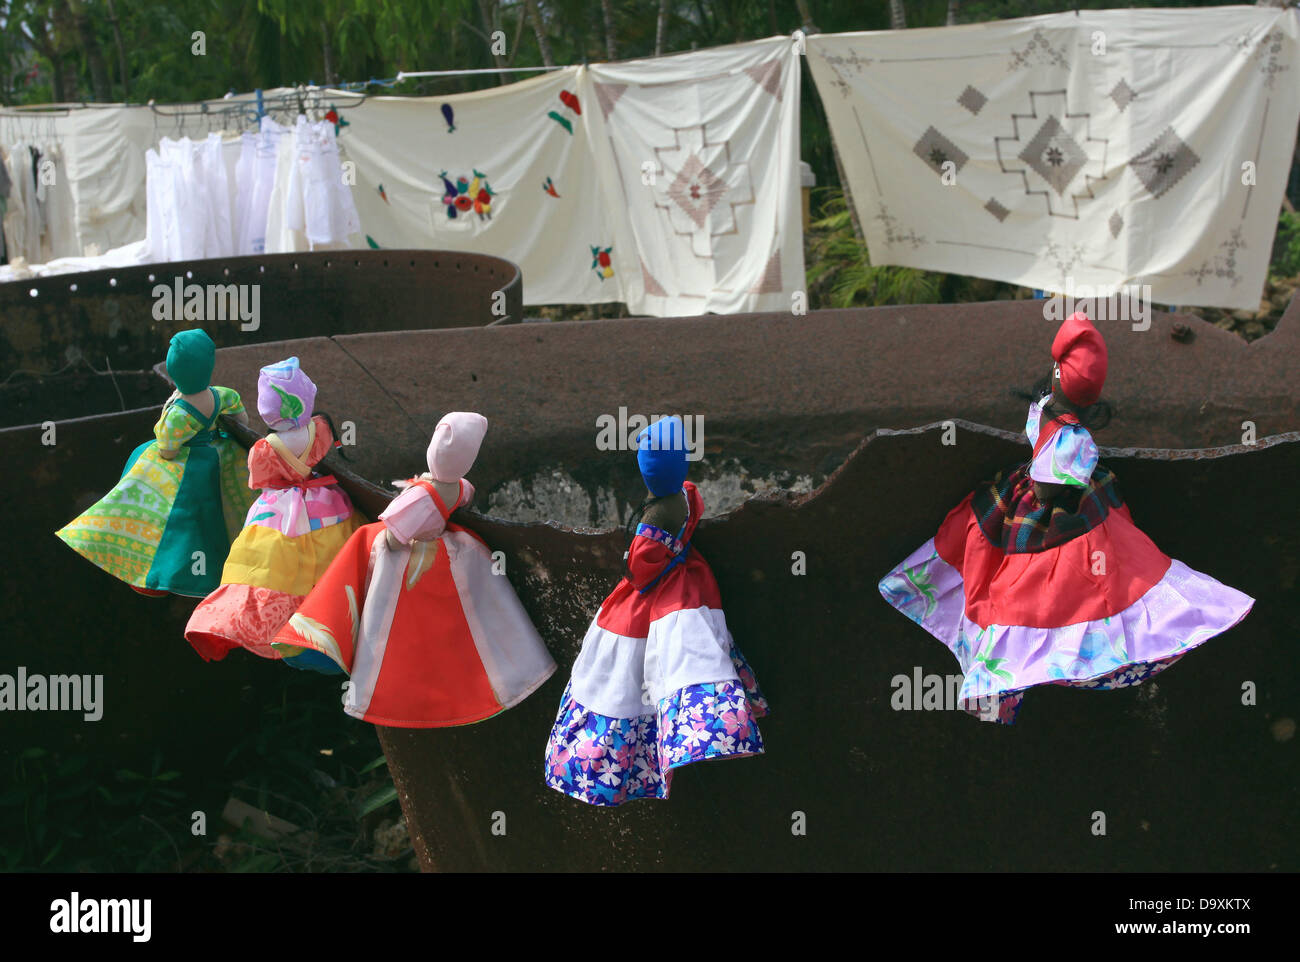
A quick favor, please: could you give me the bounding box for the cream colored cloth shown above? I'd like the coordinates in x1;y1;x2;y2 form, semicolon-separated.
580;36;805;315
336;38;803;313
807;7;1300;310
338;68;617;307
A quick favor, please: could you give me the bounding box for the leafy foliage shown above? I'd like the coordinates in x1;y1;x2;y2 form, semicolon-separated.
806;187;940;308
1273;210;1300;279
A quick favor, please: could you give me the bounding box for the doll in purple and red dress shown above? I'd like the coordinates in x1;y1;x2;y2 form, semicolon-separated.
879;312;1254;723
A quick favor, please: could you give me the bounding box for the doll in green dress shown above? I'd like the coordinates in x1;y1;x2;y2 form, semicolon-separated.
56;329;255;597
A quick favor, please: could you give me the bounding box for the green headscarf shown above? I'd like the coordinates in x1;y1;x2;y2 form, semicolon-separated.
166;328;215;395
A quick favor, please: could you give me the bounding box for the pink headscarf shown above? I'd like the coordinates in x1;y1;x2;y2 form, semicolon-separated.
427;412;488;482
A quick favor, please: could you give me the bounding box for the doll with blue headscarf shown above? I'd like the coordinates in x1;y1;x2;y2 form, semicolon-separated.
56;328;254;597
544;415;768;806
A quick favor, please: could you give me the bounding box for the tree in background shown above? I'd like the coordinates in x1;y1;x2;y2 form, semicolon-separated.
891;0;907;30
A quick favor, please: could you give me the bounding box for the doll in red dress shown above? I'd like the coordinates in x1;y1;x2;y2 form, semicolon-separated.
271;412;556;726
879;313;1254;723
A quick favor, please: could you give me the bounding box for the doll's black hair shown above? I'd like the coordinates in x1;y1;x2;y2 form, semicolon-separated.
311;410;355;462
1013;375;1114;431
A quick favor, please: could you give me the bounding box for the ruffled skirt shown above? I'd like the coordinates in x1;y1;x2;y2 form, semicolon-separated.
545;605;768;806
55;437;252;597
184;484;359;661
879;463;1254;723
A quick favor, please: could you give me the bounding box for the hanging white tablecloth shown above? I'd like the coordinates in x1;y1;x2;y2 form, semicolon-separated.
807;6;1300;310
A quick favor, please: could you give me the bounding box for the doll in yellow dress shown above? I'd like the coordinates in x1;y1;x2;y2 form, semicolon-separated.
185;357;360;661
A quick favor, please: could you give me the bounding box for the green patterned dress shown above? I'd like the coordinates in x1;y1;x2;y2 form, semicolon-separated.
56;387;255;597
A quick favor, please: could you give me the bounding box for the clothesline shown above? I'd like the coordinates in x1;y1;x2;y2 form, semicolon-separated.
0;68;565;119
395;66;567;80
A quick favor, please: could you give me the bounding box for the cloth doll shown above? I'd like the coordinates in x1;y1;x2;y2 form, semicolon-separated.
879;312;1255;723
184;357;360;661
269;412;557;724
544;415;768;806
56;328;254;597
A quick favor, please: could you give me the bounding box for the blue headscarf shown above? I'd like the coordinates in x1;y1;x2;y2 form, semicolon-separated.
636;416;688;496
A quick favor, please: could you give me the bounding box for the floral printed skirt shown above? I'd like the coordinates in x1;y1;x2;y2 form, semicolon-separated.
545;612;768;806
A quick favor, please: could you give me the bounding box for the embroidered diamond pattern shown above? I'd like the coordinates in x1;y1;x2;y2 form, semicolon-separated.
666;154;729;229
912;126;969;177
1109;210;1124;238
1018;116;1087;196
958;85;988;115
1109;78;1137;113
652;125;754;258
1130;126;1199;199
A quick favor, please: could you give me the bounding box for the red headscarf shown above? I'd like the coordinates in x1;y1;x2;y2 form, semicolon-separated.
1051;312;1108;407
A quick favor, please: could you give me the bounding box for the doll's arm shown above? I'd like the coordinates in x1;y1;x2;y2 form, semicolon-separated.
217;386;250;426
153;400;187;460
379;484;446;546
458;479;476;510
1030;425;1098;502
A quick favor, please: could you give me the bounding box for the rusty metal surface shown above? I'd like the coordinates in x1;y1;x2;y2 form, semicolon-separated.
372;423;1298;872
100;293;1298;516
0;249;523;376
326;296;1300;501
3;284;1297;871
0;370;171;429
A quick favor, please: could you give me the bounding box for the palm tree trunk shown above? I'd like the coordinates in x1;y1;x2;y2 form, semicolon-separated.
890;0;907;30
50;2;80;102
476;0;510;84
321;23;335;85
526;0;555;67
66;0;111;101
793;0;818;32
656;0;670;56
601;0;617;61
105;0;129;96
946;1;959;26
